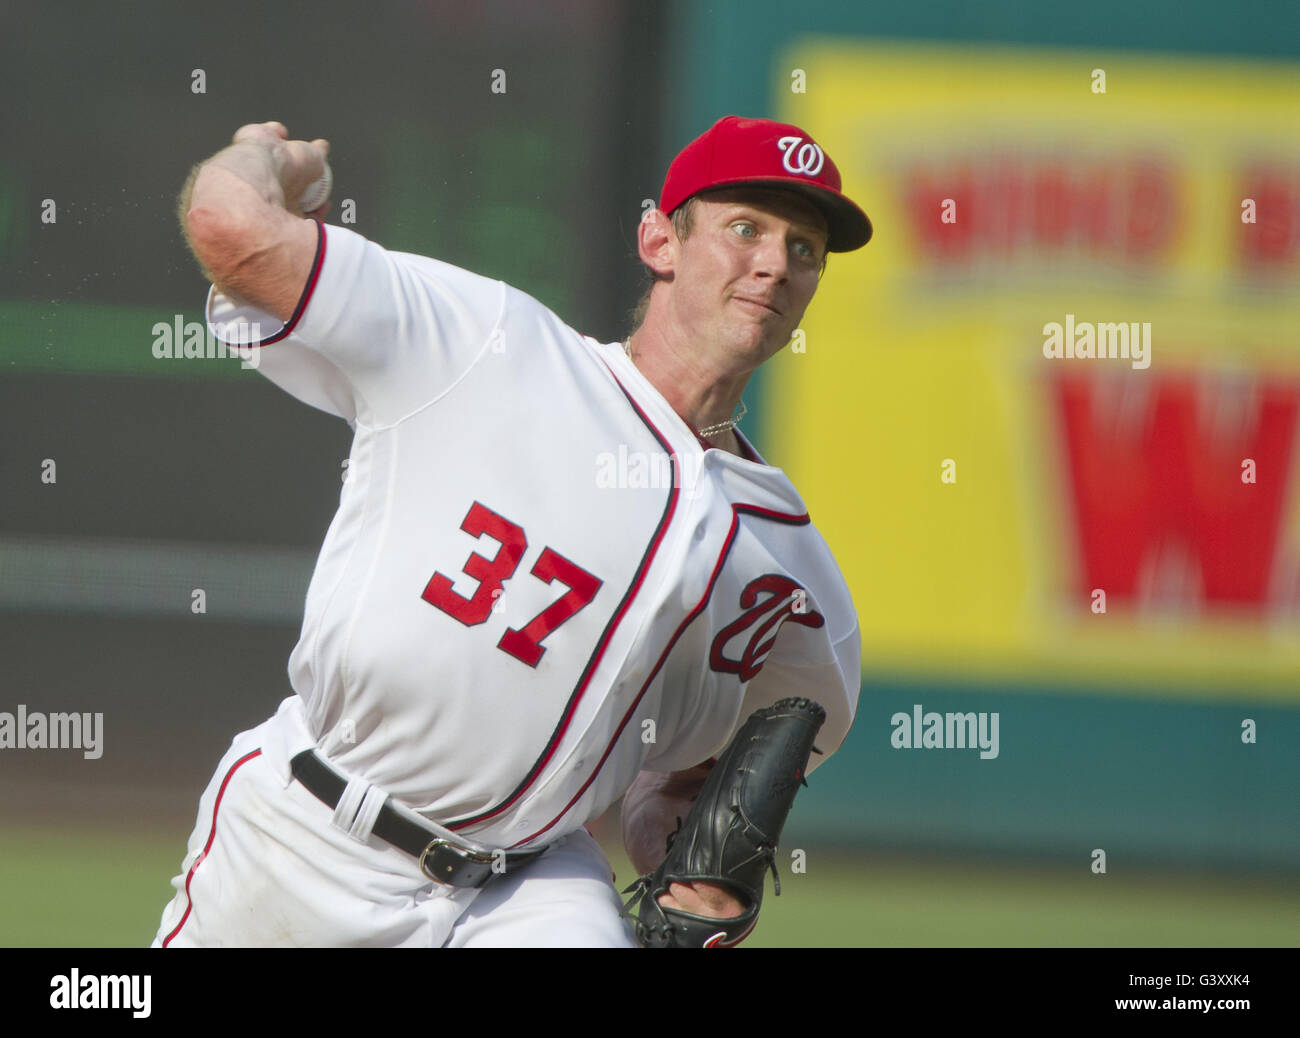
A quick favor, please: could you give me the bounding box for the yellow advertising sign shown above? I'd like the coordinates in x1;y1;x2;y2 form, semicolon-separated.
769;43;1300;697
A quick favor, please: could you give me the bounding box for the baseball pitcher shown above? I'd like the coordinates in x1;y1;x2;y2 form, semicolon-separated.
154;114;871;948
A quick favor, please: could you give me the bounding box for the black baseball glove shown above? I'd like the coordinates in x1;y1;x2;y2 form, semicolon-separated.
621;696;826;948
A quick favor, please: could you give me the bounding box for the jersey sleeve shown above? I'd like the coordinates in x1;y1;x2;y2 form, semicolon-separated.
733;621;860;776
204;221;506;425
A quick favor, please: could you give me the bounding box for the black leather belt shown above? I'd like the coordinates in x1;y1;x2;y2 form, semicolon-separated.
290;749;545;888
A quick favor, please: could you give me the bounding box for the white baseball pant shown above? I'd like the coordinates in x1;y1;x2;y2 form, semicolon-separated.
152;697;637;948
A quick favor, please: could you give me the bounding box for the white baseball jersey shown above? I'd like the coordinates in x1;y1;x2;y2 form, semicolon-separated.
206;221;861;852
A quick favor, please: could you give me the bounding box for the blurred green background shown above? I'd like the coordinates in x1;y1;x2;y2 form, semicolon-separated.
2;825;1296;947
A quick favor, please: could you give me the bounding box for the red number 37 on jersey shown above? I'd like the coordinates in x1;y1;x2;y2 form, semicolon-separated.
421;501;602;669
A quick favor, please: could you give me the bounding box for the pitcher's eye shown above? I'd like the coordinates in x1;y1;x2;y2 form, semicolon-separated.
731;222;756;239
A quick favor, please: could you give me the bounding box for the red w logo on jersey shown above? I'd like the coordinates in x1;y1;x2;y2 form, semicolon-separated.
709;574;825;682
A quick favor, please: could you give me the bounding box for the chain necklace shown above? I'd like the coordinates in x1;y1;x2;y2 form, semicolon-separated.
621;339;747;439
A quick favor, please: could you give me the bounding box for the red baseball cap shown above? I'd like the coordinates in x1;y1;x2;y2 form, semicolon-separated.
658;115;872;252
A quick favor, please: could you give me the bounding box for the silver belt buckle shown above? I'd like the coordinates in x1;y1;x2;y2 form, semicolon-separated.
419;838;496;886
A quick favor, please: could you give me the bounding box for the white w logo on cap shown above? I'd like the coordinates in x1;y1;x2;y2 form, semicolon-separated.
777;136;825;177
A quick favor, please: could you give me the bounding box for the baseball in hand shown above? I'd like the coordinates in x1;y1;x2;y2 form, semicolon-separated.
298;162;332;214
